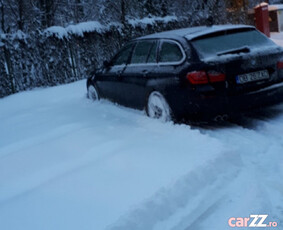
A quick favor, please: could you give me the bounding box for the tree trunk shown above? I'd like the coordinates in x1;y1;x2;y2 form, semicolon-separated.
121;0;126;25
39;0;55;28
3;47;15;94
17;0;24;31
0;0;6;33
75;0;84;23
0;1;15;94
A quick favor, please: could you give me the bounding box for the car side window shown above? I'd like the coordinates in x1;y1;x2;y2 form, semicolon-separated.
159;41;184;63
131;41;154;64
112;44;134;66
147;41;158;63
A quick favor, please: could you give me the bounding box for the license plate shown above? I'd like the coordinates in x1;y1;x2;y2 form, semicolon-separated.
236;70;269;84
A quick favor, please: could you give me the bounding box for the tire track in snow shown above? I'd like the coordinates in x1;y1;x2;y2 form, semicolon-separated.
0;123;85;159
189;107;283;229
0;138;126;205
106;150;242;230
107;105;283;230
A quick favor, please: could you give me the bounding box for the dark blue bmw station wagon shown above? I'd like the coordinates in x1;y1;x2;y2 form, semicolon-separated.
87;25;283;121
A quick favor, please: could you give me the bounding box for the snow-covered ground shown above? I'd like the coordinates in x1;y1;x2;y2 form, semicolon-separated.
0;32;283;230
0;80;283;230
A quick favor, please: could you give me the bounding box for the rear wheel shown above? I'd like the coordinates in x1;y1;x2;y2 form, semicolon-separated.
87;84;100;101
146;91;172;122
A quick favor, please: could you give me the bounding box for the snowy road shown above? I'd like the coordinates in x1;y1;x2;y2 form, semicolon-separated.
0;80;282;230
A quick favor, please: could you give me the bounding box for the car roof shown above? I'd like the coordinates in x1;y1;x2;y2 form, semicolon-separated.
136;25;255;41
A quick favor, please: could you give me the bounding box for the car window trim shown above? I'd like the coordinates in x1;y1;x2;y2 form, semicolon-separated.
126;39;186;67
145;40;158;63
127;62;158;68
109;64;127;69
158;39;186;65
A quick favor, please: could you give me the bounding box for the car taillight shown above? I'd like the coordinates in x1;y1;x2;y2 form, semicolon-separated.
186;71;226;85
207;71;226;83
186;71;208;84
277;61;283;69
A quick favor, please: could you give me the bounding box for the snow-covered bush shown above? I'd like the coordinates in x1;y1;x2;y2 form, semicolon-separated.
0;0;251;98
0;16;194;98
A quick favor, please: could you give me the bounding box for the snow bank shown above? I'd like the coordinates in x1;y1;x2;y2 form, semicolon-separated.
0;30;27;41
128;16;177;28
12;30;27;40
67;21;105;37
44;26;69;39
44;21;106;39
44;16;178;39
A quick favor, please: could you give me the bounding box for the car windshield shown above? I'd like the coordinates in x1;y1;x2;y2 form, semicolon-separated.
191;30;277;59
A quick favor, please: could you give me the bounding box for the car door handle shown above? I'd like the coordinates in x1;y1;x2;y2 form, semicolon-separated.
142;70;149;77
116;70;123;79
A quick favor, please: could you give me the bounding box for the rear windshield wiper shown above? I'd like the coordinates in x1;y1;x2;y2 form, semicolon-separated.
217;46;250;56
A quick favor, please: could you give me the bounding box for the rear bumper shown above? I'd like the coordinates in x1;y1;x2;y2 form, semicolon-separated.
172;82;283;120
229;82;283;111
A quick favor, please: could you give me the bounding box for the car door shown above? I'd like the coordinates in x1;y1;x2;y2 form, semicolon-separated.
118;40;159;109
152;39;187;94
97;43;134;103
156;39;186;78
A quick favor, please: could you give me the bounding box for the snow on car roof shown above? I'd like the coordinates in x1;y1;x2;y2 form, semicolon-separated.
137;25;255;41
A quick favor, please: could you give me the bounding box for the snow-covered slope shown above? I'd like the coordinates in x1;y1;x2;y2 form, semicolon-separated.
0;81;282;230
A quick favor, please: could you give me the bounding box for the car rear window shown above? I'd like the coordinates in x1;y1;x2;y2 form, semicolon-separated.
191;30;276;59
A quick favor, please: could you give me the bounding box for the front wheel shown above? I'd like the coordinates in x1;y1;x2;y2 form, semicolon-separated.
87;84;100;101
146;91;172;122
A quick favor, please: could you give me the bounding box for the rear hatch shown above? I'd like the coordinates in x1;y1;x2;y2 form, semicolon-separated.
189;28;283;95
